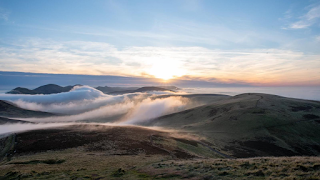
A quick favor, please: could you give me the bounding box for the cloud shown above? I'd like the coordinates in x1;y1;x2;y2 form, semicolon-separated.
20;102;134;123
289;4;320;29
120;96;188;124
0;38;320;86
0;86;120;114
0;85;175;115
0;85;197;123
19;95;192;123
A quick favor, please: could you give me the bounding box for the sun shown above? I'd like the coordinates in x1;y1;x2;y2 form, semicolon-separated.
147;60;186;80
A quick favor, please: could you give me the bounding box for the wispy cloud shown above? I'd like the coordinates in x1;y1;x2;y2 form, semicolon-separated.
1;87;193;123
289;4;320;29
0;8;9;21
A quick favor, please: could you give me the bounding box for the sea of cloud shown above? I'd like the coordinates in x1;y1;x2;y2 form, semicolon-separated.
0;86;196;125
2;85;319;135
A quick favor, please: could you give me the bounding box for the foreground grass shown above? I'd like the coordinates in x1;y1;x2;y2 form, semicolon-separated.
0;148;168;180
0;148;319;180
143;156;320;180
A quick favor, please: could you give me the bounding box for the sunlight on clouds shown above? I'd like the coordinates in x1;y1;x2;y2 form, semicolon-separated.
146;58;186;80
0;39;320;86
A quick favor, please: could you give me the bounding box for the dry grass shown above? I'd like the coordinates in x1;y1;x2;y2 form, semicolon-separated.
1;149;319;180
0;148;168;179
141;156;320;180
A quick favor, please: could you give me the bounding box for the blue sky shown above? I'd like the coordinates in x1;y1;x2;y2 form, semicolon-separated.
0;0;320;86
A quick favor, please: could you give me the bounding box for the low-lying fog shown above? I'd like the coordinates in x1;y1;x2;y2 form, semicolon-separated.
0;86;199;123
0;85;319;135
0;86;200;135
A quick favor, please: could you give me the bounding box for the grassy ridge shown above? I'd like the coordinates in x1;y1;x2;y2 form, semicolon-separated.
144;93;320;157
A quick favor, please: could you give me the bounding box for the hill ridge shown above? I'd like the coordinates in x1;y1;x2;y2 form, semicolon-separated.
0;100;55;118
141;93;320;158
6;84;81;95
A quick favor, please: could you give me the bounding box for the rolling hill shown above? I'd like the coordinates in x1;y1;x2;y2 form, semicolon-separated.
108;86;175;95
141;93;320;158
95;86;138;94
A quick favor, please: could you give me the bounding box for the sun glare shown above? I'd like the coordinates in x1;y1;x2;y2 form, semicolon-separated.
147;60;186;81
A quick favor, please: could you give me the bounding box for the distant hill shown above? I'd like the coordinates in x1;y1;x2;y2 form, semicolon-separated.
98;85;179;94
95;86;138;94
7;84;180;95
0;100;55;118
155;86;180;91
7;87;38;94
6;84;81;95
108;86;175;95
33;84;79;94
142;93;320;158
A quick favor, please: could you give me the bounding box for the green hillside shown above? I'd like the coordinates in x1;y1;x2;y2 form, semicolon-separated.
142;93;320;157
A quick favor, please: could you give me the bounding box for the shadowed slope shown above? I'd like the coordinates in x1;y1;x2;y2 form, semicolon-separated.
0;100;55;118
0;117;31;125
1;125;222;159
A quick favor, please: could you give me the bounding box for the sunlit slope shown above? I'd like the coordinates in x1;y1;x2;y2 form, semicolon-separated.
143;93;320;157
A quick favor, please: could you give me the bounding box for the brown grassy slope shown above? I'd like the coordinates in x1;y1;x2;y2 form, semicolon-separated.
1;125;222;160
142;93;320;157
0;123;319;179
141;156;320;180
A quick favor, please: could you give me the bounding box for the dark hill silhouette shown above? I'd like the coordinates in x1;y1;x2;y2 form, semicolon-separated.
6;84;81;95
95;86;138;94
33;84;79;94
7;87;38;94
7;84;179;95
108;86;174;95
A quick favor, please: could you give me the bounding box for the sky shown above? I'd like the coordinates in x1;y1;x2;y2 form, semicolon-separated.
0;0;320;86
